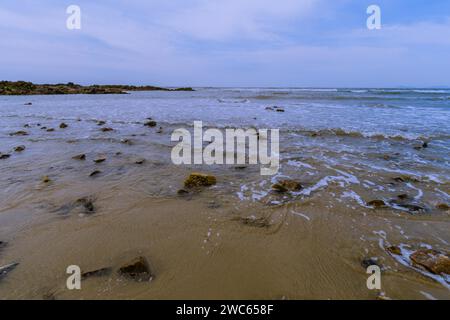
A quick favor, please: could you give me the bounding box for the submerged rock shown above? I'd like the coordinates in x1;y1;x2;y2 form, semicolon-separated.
97;120;106;126
24;102;32;105
14;145;25;152
72;154;86;160
46;128;55;132
100;127;113;132
59;122;68;129
184;173;217;188
42;176;51;183
0;153;11;160
144;120;157;127
367;200;386;208
410;249;450;275
386;246;402;255
9;130;28;136
81;267;112;280
75;197;95;214
271;180;302;193
0;262;19;280
118;257;152;282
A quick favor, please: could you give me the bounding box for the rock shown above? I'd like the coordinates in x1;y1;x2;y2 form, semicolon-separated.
265;107;274;111
72;154;86;160
234;165;247;170
97;120;106;126
410;249;450;275
46;128;55;132
276;108;285;112
41;127;47;130
0;262;19;280
23;124;30;128
9;130;28;136
59;123;68;129
93;156;106;163
89;170;102;177
100;127;113;132
236;216;271;228
42;176;51;183
397;194;409;200
0;153;11;160
271;180;302;193
367;200;386;208
361;258;381;269
24;102;32;105
135;158;145;165
120;139;133;145
177;189;190;195
436;203;449;211
118;257;152;282
82;267;112;280
184;173;217;188
144;120;157;127
392;175;420;183
14;145;25;152
387;246;402;255
75;197;95;213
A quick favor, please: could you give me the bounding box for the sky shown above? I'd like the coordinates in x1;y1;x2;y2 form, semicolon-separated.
1;0;450;87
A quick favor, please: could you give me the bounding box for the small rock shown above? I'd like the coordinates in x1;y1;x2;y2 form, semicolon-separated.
9;131;28;136
42;176;51;183
135;158;145;165
46;128;55;132
97;121;106;126
410;249;450;275
361;258;381;269
118;257;152;282
41;127;47;130
397;194;409;200
184;173;217;188
24;102;32;105
75;197;95;213
89;170;102;177
23;124;30;128
14;145;25;152
0;262;19;280
93;156;106;163
386;246;402;255
271;180;302;193
367;200;386;208
100;127;113;132
120;139;133;145
72;154;86;160
82;267;112;280
436;203;449;211
276;108;285;112
0;153;11;160
177;189;190;196
144;120;157;127
59;123;68;129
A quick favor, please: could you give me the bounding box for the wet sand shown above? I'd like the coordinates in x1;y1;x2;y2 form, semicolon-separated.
0;91;449;300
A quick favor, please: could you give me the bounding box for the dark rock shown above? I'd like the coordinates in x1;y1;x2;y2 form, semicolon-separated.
89;170;102;177
410;249;450;275
97;120;106;126
397;194;409;200
93;156;106;163
386;246;402;255
100;127;113;132
23;124;30;128
72;154;86;160
276;108;285;112
0;153;11;160
271;180;302;193
24;102;32;105
59;123;68;129
75;197;95;214
14;145;25;152
361;258;380;269
135;158;145;165
367;200;386;208
184;173;217;188
41;127;47;130
46;128;55;132
9;130;28;136
118;257;152;282
144;120;157;127
42;176;51;183
177;189;189;196
81;267;112;280
0;262;19;280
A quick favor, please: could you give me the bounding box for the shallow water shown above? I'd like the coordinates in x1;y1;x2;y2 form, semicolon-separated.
0;88;449;299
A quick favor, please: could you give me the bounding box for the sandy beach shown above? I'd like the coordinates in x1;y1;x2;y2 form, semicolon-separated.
0;89;449;299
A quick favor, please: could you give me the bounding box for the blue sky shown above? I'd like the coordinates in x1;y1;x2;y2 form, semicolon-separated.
1;0;450;87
